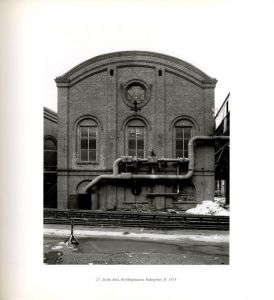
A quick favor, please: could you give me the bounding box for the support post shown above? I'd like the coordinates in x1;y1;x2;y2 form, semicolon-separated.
65;219;79;246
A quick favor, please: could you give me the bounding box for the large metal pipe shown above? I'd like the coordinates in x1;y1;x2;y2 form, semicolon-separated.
84;135;229;192
187;136;229;171
112;156;189;176
113;157;126;176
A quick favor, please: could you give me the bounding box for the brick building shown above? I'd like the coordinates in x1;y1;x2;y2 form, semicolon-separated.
44;107;57;208
54;51;223;212
215;93;230;203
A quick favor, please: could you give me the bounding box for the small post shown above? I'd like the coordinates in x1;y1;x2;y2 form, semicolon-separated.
65;219;79;246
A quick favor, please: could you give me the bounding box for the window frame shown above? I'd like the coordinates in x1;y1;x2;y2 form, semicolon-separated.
77;119;99;164
173;119;194;158
125;119;147;158
44;137;57;170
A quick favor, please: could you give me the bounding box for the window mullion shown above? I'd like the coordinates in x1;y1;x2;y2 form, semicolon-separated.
143;129;145;158
80;127;82;161
135;130;137;157
183;128;185;158
88;127;90;161
95;128;97;161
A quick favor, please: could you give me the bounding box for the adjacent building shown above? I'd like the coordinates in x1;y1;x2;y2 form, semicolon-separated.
214;93;230;203
44;107;57;208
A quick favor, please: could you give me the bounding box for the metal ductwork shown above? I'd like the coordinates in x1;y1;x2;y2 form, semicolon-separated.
84;135;230;193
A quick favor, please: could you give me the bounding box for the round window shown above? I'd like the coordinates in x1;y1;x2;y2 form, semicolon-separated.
121;79;151;109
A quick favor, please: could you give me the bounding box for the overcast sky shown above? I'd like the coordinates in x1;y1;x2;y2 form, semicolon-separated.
9;0;239;112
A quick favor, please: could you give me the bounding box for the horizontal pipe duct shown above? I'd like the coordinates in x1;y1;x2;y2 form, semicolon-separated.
84;136;230;193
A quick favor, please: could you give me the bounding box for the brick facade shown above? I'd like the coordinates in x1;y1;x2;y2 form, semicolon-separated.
55;51;217;211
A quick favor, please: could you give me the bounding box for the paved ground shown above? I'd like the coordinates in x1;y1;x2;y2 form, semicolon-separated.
44;225;229;265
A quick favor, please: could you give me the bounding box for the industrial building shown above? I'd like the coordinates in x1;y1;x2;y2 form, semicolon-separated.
43;107;57;208
44;51;229;212
214;93;230;203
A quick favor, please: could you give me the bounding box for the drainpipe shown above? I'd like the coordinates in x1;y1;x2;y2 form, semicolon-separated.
84;136;230;192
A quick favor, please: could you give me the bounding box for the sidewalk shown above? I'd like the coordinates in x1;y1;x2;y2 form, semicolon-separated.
44;224;229;243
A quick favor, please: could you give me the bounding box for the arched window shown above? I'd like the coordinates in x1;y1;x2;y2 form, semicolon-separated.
125;119;147;158
44;137;57;170
174;119;195;158
77;119;98;163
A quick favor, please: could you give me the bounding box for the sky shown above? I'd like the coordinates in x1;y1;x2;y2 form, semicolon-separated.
1;0;274;300
9;0;236;112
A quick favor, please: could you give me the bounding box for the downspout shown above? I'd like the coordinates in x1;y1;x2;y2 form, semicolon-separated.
84;136;230;192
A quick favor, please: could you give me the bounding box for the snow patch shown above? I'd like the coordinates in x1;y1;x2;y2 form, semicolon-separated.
214;197;226;206
186;200;229;216
51;245;64;250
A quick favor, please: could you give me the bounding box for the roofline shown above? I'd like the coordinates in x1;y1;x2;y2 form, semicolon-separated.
215;92;230;120
44;107;57;123
55;51;217;84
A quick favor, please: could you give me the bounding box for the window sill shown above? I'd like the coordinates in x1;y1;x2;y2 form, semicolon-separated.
76;161;99;165
173;201;197;204
124;201;149;204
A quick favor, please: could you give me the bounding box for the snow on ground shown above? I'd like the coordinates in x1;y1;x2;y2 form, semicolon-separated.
214;197;226;206
186;200;229;216
44;227;229;243
51;242;65;250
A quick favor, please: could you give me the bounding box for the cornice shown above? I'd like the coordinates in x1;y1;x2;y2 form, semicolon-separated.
55;51;217;87
44;107;57;123
55;78;70;88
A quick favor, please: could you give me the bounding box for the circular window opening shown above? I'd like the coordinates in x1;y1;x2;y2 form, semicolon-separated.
121;79;151;109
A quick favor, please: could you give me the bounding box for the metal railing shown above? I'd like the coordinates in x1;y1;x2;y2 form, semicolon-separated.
44;208;229;230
